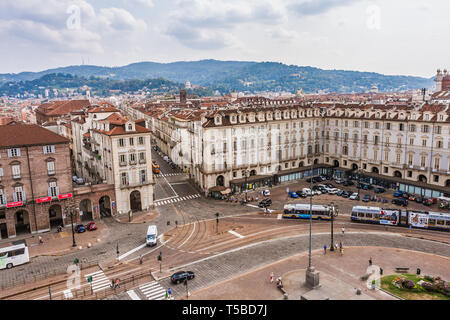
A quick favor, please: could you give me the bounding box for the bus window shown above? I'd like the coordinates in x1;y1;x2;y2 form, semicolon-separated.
428;219;436;226
437;220;444;226
374;214;380;219
365;213;372;218
358;213;364;217
351;212;357;217
446;221;450;226
14;248;25;255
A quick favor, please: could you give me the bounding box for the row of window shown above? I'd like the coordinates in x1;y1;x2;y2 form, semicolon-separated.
0;161;55;180
0;145;55;159
119;152;146;164
326;120;445;133
0;183;60;206
120;170;148;185
118;137;145;147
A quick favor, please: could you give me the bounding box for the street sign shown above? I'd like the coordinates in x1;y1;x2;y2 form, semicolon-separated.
87;276;92;283
7;201;23;208
37;197;52;203
58;193;72;200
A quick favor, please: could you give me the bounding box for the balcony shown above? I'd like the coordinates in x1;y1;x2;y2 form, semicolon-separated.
13;174;21;180
120;180;151;189
129;160;137;166
119;161;127;167
139;159;146;164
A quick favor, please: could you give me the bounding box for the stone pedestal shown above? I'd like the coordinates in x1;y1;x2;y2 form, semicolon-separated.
305;266;321;289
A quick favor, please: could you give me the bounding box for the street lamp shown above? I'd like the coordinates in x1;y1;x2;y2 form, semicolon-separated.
244;170;249;202
65;205;78;247
329;203;335;251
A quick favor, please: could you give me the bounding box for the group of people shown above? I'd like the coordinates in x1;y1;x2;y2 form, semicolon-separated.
269;272;283;289
110;278;120;289
323;241;344;255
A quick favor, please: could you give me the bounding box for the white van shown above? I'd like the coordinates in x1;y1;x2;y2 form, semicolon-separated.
146;225;158;246
0;244;30;270
302;188;312;196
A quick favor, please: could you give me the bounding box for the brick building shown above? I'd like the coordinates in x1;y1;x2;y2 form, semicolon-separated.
35;99;91;125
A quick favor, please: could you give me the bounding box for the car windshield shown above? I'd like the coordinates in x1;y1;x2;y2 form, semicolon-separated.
147;235;155;240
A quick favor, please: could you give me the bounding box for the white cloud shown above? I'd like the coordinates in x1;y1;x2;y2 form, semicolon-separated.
124;0;154;7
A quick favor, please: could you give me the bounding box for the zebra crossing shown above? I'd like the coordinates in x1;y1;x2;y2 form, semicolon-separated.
138;281;167;300
85;270;111;293
155;173;186;178
154;194;200;207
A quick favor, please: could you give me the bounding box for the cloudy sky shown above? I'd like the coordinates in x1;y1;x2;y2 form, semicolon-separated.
0;0;448;77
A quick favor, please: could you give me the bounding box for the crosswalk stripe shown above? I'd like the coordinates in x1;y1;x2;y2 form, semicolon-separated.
139;281;167;300
147;291;166;300
142;287;165;296
127;290;141;300
182;197;187;200
139;281;157;290
85;270;110;292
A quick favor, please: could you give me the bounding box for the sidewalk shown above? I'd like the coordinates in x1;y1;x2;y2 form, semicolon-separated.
186;246;450;300
114;210;159;224
25;221;110;258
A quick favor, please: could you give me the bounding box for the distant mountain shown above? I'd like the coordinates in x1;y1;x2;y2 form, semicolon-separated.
0;59;435;95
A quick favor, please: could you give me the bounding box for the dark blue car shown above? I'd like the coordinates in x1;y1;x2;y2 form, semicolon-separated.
289;191;299;198
76;224;86;233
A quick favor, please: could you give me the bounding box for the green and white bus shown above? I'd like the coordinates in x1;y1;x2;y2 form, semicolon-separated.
0;243;30;270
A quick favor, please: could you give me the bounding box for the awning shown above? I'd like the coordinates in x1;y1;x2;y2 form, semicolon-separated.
209;185;226;192
220;188;231;195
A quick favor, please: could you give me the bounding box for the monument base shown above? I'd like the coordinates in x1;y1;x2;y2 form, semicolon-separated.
305;266;321;289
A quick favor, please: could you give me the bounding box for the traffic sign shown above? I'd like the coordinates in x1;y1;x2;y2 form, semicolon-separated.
87;276;92;283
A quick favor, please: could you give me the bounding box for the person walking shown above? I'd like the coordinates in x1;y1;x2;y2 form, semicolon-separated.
139;255;143;265
270;272;274;283
110;279;115;289
369;257;372;266
115;278;120;289
323;244;327;254
168;288;172;299
341;227;345;235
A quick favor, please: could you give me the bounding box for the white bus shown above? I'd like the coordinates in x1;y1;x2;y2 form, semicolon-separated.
0;243;30;270
283;203;332;220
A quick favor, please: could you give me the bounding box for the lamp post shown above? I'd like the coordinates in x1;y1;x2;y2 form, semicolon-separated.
65;205;78;247
329;203;335;251
116;242;119;259
244;170;248;202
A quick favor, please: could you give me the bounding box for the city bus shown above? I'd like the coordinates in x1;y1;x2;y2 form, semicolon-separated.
283;203;333;220
0;243;30;270
152;161;160;174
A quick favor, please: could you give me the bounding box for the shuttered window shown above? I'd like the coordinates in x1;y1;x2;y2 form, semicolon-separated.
47;161;55;175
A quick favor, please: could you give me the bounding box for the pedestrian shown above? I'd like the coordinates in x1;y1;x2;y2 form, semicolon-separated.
115;278;120;289
38;236;43;244
339;241;342;249
139;255;143;265
270;272;274;283
168;288;172;299
340;248;344;256
264;207;267;216
369;257;372;266
335;242;339;251
110;279;115;289
323;244;327;254
341;227;345;235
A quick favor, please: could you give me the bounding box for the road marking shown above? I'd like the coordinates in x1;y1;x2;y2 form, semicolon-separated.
118;243;147;260
85;270;110;292
127;290;141;300
154;195;178;202
178;221;196;248
246;204;259;208
228;230;245;238
139;281;166;300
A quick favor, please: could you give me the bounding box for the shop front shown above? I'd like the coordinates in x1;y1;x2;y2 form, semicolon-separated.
229;175;273;194
276;164;334;184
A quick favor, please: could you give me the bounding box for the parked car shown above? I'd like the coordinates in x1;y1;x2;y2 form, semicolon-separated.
393;191;405;197
408;194;417;201
375;187;385;193
325;183;334;189
313;190;322;195
343;180;354;186
422;198;433;206
72;175;78;182
336;190;344;197
349;193;359;200
170;271;195;284
258;198;272;208
296;191;308;198
362;194;371;202
415;197;423;203
342;191;351;198
85;222;97;231
75;178;85;185
392;198;408;206
335;178;344;184
313;176;322;183
289;191;299;198
263;189;271;196
327;188;339;194
76;224;86;233
318;175;327;181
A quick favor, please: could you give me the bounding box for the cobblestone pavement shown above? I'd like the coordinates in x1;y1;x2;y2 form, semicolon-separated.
154;232;450;299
